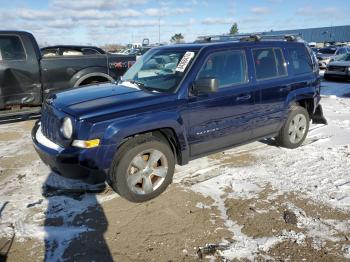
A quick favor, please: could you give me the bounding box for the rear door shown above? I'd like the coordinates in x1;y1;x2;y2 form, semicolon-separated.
250;47;290;138
0;34;41;109
187;48;256;157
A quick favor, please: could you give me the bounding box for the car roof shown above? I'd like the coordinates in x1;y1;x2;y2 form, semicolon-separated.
154;40;306;53
41;45;102;50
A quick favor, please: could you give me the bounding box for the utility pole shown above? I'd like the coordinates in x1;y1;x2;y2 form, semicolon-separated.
158;16;161;44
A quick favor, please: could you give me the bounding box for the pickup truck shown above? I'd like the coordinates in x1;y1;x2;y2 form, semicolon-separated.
0;31;136;116
32;35;327;202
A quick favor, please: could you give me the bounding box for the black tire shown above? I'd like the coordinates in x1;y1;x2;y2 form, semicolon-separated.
275;105;310;149
108;135;175;202
324;74;331;81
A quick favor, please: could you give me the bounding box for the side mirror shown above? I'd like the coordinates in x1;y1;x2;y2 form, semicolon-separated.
192;78;218;94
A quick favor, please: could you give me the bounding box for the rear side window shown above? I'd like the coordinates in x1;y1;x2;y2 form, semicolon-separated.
82;48;101;55
0;35;26;61
252;48;287;80
197;50;248;88
288;47;313;75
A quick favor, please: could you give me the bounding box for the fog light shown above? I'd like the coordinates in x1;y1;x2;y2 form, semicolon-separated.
72;139;100;148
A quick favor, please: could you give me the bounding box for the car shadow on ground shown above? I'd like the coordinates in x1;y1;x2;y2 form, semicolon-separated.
42;172;113;261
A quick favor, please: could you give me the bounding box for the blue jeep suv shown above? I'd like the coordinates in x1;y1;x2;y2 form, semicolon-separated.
32;35;327;202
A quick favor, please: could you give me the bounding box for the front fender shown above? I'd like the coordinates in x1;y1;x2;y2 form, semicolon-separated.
97;112;189;170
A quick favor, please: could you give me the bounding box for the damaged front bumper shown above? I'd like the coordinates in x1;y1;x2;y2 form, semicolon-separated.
31;121;107;184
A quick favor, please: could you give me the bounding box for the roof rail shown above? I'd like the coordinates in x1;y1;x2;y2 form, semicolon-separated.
195;33;303;43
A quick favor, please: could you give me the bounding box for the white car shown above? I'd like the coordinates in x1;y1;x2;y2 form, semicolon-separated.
317;47;350;69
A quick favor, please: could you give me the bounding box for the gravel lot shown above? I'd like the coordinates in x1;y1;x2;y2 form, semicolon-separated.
0;80;349;261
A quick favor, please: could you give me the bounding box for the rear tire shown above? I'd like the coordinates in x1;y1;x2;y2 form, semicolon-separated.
108;135;175;202
276;105;310;149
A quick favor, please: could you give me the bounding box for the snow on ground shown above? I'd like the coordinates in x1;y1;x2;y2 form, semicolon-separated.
0;79;349;260
176;80;350;260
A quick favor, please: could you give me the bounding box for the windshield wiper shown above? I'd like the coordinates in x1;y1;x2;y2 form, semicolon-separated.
120;79;154;92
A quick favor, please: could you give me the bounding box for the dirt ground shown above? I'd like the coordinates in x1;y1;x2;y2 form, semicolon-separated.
0;118;349;261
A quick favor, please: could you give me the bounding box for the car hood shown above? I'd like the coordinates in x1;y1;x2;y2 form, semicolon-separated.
50;83;170;119
328;60;350;67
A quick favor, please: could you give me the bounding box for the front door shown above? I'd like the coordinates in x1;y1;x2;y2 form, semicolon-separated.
0;34;41;109
187;49;256;158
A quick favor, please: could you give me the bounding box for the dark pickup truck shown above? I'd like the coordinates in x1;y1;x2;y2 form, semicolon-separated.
0;31;135;115
33;34;327;202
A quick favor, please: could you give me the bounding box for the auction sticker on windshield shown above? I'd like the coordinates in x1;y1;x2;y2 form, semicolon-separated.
176;52;195;72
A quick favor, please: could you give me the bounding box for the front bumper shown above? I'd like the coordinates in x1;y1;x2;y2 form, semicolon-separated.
32;121;106;183
324;71;350;80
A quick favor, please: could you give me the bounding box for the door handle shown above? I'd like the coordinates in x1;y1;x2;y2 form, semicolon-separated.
279;85;291;92
236;94;251;101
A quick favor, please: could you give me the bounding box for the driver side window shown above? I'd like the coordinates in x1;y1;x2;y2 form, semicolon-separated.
196;50;248;89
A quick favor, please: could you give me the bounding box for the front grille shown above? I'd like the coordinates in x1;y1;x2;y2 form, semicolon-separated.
41;105;61;143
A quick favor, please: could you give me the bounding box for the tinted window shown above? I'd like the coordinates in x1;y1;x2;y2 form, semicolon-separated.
337;48;346;55
253;48;287;80
318;48;336;54
197;50;248;88
0;35;26;61
82;48;100;55
288;47;313;75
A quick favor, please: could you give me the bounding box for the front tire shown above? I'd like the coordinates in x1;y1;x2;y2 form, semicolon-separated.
276;105;310;149
108;135;175;202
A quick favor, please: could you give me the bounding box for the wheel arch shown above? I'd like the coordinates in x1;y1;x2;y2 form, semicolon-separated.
69;67;116;88
99;116;190;171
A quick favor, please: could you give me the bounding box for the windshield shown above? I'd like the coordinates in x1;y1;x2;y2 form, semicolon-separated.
336;53;350;61
121;49;197;93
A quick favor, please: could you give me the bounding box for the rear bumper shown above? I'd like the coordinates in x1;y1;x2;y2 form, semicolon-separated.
32;121;106;183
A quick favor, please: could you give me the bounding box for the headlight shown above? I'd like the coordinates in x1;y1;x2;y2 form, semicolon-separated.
61;117;73;139
347;67;350;72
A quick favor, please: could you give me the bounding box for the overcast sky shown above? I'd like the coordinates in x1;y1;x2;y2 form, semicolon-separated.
1;0;349;46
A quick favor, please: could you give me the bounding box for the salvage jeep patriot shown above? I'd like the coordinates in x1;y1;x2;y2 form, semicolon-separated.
32;35;327;202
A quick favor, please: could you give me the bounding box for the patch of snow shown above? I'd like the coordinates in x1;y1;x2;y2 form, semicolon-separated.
179;80;350;260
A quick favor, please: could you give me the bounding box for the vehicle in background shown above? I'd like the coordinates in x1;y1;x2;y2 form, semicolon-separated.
32;34;327;202
317;46;350;69
311;47;319;54
127;43;142;49
0;31;136;116
41;45;106;57
324;53;350;81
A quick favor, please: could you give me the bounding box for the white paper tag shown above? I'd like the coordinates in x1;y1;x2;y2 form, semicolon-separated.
176;51;195;72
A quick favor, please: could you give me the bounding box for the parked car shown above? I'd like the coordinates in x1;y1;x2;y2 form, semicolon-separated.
32;35;327;202
0;31;136;116
317;47;350;69
324;53;350;81
41;45;106;57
